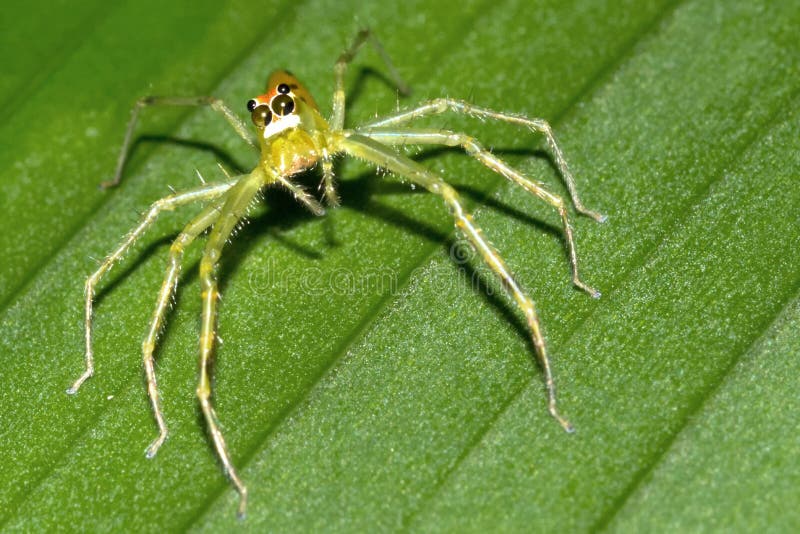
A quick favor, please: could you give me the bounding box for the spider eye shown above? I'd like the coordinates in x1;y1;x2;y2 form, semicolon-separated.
246;99;257;112
250;104;272;127
277;83;290;94
270;94;295;116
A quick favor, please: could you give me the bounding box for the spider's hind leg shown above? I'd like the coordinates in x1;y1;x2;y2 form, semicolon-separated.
339;134;574;432
359;128;600;298
330;29;410;133
324;29;410;206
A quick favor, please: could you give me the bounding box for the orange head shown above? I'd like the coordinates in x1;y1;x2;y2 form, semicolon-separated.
246;70;323;141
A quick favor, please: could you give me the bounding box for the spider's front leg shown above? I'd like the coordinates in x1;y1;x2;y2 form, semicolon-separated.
362;98;606;222
67;179;237;395
103;96;258;189
195;169;265;519
141;197;228;458
338;134;574;432
359;128;600;297
322;29;410;206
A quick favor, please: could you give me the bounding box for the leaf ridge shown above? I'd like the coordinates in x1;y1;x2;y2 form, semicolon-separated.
590;96;800;532
594;287;800;532
0;3;118;125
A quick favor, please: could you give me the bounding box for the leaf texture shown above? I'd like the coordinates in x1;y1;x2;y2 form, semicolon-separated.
1;0;798;532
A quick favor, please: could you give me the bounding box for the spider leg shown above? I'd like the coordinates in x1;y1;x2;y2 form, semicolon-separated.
277;175;326;216
336;133;574;432
360;128;600;297
196;169;265;519
102;96;258;189
360;98;606;222
67;178;239;395
331;28;410;131
142;197;226;459
320;150;340;208
323;29;410;206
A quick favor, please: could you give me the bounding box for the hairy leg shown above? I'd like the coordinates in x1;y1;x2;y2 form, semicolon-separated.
68;178;238;394
141;198;226;458
359;98;605;222
323;29;410;206
196;169;265;518
277;175;326;216
338;133;574;432
360;128;600;297
103;96;257;189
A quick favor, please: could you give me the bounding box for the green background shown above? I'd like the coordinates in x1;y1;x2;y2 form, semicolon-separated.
1;0;798;532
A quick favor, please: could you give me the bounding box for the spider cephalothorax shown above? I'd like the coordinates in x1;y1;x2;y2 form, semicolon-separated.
246;70;328;176
68;29;605;519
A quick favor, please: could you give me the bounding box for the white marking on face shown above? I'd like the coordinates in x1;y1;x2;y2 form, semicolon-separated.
263;114;301;140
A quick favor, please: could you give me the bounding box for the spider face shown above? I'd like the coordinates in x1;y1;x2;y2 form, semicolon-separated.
246;70;323;141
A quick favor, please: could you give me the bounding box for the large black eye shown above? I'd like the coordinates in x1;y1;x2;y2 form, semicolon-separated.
270;94;294;116
250;104;272;127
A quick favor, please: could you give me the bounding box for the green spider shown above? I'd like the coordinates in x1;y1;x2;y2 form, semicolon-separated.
67;30;605;518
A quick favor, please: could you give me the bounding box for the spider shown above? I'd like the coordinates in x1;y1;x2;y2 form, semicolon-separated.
67;30;605;518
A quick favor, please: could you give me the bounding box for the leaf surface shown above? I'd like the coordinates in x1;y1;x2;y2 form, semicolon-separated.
1;0;798;531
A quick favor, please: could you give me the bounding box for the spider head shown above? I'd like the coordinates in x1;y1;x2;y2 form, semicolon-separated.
246;70;323;141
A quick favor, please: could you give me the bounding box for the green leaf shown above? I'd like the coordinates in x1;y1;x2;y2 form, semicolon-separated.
2;0;798;531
